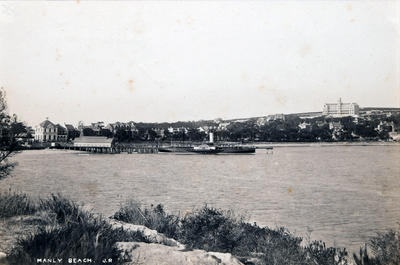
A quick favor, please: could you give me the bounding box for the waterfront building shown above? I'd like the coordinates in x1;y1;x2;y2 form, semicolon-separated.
152;128;165;138
34;119;58;142
323;98;359;117
329;121;343;131
298;122;312;131
316;120;328;128
90;122;105;133
56;124;67;142
256;117;267;126
167;127;188;134
216;122;231;131
377;121;395;133
65;124;80;141
106;121;137;135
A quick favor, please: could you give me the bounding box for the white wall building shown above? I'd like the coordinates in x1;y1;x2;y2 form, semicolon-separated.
323;98;359;117
34;119;58;142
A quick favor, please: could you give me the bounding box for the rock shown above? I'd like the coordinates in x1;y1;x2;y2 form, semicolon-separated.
0;251;7;261
116;242;244;265
108;219;184;248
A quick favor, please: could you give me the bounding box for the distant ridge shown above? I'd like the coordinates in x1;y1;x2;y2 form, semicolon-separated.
360;107;400;112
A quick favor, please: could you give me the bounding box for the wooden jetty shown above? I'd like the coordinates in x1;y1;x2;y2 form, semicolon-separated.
60;137;271;155
61;136;158;154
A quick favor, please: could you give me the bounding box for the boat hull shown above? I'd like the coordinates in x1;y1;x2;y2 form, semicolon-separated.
158;147;189;153
158;145;256;154
219;146;256;153
189;149;223;154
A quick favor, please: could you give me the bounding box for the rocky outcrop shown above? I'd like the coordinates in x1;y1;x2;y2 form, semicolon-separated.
109;220;244;265
117;242;244;265
0;251;7;261
108;219;184;248
1;216;245;265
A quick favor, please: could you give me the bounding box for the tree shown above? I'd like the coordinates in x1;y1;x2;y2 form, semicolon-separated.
146;129;158;141
187;128;206;141
115;128;130;142
100;128;113;138
0;89;27;180
82;128;96;136
162;129;172;140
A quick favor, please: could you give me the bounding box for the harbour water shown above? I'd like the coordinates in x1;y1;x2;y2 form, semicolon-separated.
3;145;400;253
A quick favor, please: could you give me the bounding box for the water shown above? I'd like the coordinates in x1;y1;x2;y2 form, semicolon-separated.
3;145;400;253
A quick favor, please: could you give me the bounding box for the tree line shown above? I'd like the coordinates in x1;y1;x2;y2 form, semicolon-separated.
82;114;400;143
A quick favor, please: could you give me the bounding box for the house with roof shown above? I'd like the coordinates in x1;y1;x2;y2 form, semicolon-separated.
65;124;80;141
298;121;312;131
56;124;67;142
34;119;69;142
34;119;58;142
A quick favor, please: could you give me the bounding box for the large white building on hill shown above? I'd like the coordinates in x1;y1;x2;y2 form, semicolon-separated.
323;98;360;117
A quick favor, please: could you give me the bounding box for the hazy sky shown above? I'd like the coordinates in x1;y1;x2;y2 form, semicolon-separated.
1;1;399;126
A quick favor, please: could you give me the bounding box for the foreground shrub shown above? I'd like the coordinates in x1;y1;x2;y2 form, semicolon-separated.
179;206;242;252
258;227;307;265
0;191;37;217
113;200;179;238
353;245;378;265
353;229;400;265
114;202;350;265
7;194;147;265
306;240;348;265
7;218;122;265
39;193;90;225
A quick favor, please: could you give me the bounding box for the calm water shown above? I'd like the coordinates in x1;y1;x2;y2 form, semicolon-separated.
3;145;400;252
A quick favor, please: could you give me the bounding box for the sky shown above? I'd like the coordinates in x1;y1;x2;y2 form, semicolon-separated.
0;1;399;126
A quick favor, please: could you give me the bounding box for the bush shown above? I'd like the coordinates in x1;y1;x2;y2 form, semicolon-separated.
113;200;179;239
353;229;400;265
0;191;37;217
179;206;242;252
258;227;307;265
306;240;348;265
39;193;90;225
113;203;350;265
7;218;123;265
7;194;147;265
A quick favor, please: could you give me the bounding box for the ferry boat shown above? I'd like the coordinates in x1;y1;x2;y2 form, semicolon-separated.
158;133;255;154
191;144;223;154
158;144;223;154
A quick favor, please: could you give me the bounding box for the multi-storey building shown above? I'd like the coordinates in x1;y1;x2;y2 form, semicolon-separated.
323;98;359;117
56;124;67;142
34;119;68;142
34;119;58;142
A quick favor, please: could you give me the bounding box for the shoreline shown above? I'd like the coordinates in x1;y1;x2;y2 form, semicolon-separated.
253;141;400;148
22;140;400;151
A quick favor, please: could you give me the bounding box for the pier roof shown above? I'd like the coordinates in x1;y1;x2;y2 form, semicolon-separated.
73;136;114;147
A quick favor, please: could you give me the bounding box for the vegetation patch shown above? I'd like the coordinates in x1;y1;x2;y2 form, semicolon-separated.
1;192;399;265
5;194;147;265
113;200;180;239
0;191;37;218
353;229;400;265
113;203;349;265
